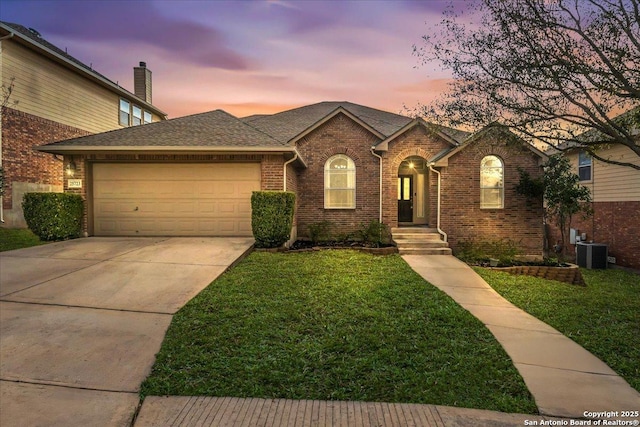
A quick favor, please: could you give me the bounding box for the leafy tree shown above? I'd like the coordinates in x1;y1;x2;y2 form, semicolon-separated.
542;155;592;261
415;0;640;170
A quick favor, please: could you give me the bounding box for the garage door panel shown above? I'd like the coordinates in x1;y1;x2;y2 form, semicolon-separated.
93;163;261;236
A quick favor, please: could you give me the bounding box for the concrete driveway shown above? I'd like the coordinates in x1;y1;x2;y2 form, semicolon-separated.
0;237;253;427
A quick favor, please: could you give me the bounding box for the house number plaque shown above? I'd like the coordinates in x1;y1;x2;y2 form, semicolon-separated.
68;179;83;189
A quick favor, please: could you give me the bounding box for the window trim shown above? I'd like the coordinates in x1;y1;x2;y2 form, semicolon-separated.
324;154;356;209
480;155;504;209
578;151;592;181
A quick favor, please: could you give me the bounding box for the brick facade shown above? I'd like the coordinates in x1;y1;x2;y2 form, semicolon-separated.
295;113;381;238
382;125;453;227
1;107;89;226
547;201;640;270
438;131;545;255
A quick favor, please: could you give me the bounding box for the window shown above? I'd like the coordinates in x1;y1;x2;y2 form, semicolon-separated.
119;99;130;126
480;155;504;209
578;151;592;181
132;105;142;126
324;154;356;209
143;111;153;124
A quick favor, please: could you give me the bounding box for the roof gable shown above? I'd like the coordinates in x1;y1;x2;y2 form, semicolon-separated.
432;123;547;166
242;101;412;143
375;118;469;152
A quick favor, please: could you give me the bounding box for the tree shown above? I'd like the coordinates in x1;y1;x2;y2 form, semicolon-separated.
542;155;592;261
414;0;640;170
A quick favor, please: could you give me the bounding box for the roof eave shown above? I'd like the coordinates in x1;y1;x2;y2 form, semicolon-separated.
36;145;300;155
0;23;167;118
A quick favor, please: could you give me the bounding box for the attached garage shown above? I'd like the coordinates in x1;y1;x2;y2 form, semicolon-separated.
92;163;261;236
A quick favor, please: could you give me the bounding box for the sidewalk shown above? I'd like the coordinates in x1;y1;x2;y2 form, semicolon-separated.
133;396;555;426
402;255;640;418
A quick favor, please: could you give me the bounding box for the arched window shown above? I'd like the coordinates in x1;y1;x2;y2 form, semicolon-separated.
324;154;356;209
480;155;504;209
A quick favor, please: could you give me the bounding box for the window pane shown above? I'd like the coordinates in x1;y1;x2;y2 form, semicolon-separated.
481;189;503;208
325;154;356;208
143;111;152;124
403;177;411;201
397;178;401;201
132;106;142;126
579;165;591;181
119;99;130;126
325;189;355;208
579;151;591;167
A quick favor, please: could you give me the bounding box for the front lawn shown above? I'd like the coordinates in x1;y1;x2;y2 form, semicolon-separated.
142;250;537;414
0;228;45;252
475;267;640;392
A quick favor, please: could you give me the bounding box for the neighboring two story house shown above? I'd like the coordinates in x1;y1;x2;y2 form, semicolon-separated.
0;21;167;227
38;101;547;257
559;108;640;270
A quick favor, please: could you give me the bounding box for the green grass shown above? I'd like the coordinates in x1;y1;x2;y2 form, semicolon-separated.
0;228;45;252
475;267;640;392
142;250;537;413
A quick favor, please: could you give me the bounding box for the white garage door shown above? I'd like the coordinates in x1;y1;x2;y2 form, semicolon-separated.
93;163;261;236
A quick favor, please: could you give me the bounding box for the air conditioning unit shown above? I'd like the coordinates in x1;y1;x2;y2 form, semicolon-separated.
576;242;608;269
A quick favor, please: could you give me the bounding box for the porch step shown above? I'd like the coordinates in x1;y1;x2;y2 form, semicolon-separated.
398;247;453;255
392;227;451;256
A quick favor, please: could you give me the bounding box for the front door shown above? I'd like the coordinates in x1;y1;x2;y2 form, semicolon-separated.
398;175;413;222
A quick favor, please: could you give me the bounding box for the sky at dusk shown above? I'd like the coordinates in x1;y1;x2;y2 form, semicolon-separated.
1;0;459;119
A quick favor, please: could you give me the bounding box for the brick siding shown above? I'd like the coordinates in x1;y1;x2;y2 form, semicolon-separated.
547;201;640;270
438;131;545;256
1;107;90;226
295;113;381;238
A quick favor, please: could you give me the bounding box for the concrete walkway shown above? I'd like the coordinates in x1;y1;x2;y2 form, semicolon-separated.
134;396;561;427
402;255;640;418
0;237;254;427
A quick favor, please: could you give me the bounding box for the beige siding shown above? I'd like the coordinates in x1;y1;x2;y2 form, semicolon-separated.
2;41;161;134
568;145;640;202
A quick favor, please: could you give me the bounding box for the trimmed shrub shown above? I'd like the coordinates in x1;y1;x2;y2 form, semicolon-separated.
23;193;84;241
356;220;391;247
308;220;334;243
251;191;295;248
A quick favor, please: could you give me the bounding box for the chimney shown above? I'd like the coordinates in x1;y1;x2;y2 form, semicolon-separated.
133;61;152;103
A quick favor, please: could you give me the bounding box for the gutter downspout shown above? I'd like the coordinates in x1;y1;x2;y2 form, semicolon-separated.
370;147;383;223
0;32;15;223
283;153;298;192
428;164;447;242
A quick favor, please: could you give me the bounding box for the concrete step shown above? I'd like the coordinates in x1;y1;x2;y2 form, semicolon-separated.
396;241;449;249
393;233;443;241
391;227;439;234
398;247;452;255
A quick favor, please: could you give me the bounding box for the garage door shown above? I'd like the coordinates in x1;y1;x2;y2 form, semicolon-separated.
93;163;261;236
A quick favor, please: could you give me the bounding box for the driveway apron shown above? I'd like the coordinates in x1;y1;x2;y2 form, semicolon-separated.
0;237;253;427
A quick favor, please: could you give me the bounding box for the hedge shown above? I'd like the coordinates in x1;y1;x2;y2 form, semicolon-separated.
23;193;84;241
251;191;295;248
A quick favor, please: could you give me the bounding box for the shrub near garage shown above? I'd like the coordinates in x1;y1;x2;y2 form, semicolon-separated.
22;193;84;241
251;191;295;248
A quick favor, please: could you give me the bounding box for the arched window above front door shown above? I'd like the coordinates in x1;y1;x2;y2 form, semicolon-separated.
324;154;356;209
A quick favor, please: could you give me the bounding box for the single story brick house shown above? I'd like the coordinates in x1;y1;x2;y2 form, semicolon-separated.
37;101;546;255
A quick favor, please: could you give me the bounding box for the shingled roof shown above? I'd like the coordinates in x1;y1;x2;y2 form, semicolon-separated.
243;101;414;142
38;110;287;152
